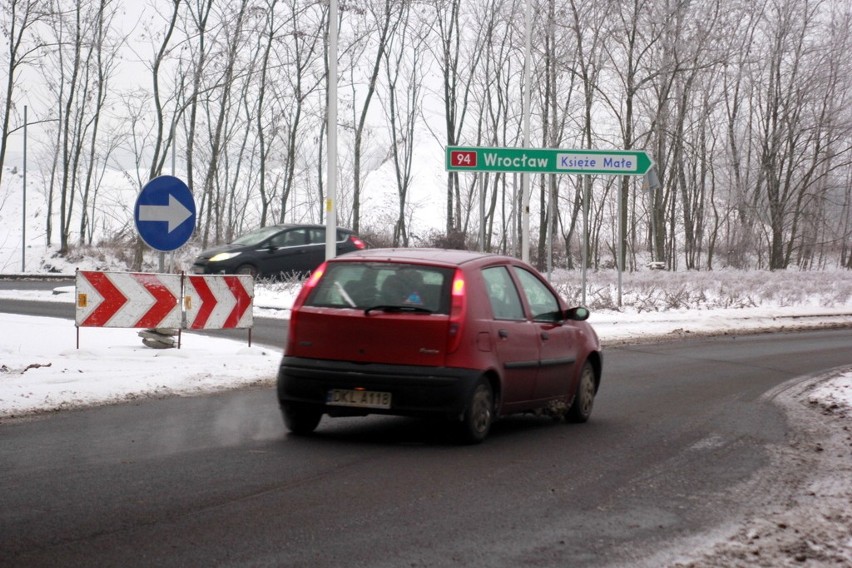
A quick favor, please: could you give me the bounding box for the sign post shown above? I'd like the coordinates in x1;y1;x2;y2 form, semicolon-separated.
133;175;196;347
446;146;654;305
446;146;653;176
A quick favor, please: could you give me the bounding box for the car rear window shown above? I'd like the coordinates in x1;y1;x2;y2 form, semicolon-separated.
306;262;453;314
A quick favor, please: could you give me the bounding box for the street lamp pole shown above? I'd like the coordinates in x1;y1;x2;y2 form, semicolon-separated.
521;2;532;263
325;0;338;262
22;105;27;273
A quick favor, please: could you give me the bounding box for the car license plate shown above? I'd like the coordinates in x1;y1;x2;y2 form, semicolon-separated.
327;389;392;409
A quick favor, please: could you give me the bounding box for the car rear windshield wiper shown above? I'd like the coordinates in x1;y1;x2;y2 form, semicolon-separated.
364;305;434;316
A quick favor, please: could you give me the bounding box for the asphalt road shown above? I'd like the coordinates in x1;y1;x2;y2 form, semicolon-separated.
2;295;852;566
0;295;287;349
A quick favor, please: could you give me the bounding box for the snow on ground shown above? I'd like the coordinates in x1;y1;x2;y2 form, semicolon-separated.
1;283;850;419
0;312;277;418
1;282;851;567
661;369;852;568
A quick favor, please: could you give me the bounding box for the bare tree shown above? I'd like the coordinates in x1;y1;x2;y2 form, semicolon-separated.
41;0;121;254
562;0;610;269
718;0;763;268
477;0;524;254
2;0;851;273
277;0;326;225
750;0;848;269
120;0;184;269
252;0;282;227
600;0;673;270
380;2;427;246
347;0;402;234
535;0;574;270
77;0;123;246
178;0;213;244
425;0;487;235
143;0;182;182
0;0;45;190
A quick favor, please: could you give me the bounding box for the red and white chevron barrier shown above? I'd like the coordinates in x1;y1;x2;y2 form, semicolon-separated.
75;271;254;330
76;271;182;328
184;275;253;329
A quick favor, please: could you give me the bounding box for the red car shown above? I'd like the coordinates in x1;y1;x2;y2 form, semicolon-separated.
276;249;602;443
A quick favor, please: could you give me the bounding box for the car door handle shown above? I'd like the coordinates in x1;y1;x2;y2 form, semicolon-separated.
540;332;550;340
498;329;509;339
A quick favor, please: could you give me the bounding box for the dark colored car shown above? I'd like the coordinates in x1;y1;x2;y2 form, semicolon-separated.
277;248;602;443
190;224;366;279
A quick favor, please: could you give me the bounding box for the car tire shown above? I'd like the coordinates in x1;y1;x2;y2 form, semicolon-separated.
566;361;596;423
235;264;258;278
282;403;322;435
456;378;494;444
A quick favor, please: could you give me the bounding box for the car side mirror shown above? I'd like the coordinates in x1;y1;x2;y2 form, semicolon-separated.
564;306;590;321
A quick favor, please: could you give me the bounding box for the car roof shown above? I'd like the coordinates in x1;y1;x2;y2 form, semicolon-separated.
332;248;519;268
267;224;353;232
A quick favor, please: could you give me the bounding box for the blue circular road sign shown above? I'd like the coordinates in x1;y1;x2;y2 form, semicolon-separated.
134;175;196;252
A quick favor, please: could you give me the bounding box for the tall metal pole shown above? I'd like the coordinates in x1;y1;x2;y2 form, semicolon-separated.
22;105;27;273
546;176;553;278
325;0;338;262
165;124;177;273
521;2;532;263
479;173;485;251
582;179;588;305
617;176;624;307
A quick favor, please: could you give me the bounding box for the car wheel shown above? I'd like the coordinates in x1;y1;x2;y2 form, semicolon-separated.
235;264;258;278
566;361;596;423
281;403;322;435
457;378;494;444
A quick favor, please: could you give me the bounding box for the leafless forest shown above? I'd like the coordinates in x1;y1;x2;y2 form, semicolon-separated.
1;0;851;271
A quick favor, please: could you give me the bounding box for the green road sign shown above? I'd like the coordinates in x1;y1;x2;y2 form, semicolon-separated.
446;146;654;175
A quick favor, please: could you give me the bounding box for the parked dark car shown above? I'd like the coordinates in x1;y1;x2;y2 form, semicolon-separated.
277;248;602;443
190;224;366;279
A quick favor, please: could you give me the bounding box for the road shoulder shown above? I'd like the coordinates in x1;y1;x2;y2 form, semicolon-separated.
643;368;852;567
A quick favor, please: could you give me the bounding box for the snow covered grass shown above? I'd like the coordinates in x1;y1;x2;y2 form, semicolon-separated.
0;314;278;418
1;266;850;420
549;268;852;312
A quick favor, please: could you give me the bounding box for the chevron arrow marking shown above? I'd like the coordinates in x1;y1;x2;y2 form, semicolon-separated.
77;272;252;332
131;273;179;328
224;275;253;328
81;271;128;327
187;276;217;329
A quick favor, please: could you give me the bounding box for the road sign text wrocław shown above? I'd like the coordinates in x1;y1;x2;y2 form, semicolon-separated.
446;146;653;176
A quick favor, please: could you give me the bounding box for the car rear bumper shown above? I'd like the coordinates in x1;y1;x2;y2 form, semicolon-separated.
277;356;482;418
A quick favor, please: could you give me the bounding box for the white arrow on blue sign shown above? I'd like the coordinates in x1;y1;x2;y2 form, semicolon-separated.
134;175;196;252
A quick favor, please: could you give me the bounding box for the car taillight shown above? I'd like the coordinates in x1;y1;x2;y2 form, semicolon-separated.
285;263;326;353
447;269;466;353
349;235;366;249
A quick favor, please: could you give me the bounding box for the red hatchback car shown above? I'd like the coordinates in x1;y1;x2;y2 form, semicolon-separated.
277;249;602;443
